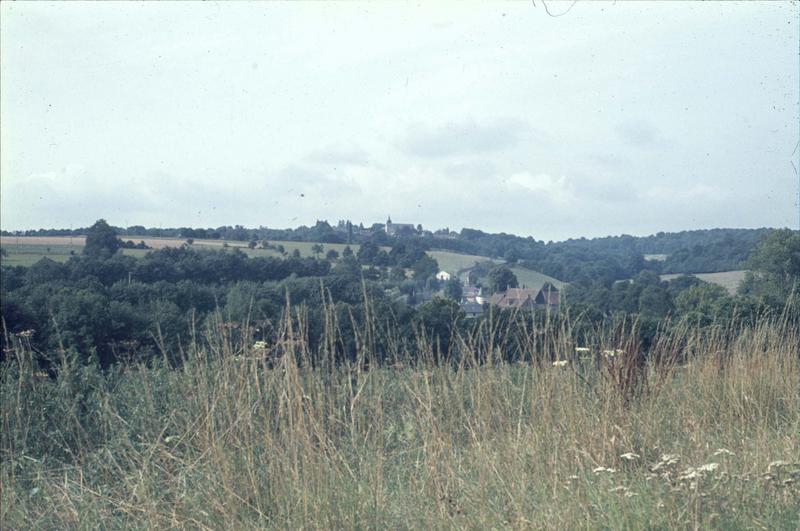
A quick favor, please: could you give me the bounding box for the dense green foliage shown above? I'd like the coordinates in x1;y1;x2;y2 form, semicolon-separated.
4;223;774;283
488;265;519;293
739;229;800;308
2;222;796;373
83;219;121;258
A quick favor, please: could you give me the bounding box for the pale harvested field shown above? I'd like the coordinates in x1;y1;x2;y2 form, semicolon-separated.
1;235;88;246
661;270;748;294
0;235;200;249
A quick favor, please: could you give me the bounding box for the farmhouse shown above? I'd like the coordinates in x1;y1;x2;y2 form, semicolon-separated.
462;285;486;304
489;283;560;311
436;270;452;281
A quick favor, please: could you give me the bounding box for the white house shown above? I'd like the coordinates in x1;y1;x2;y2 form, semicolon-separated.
436;271;452;282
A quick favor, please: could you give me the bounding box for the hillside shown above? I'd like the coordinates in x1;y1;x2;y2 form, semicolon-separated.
1;236;566;289
661;270;748;295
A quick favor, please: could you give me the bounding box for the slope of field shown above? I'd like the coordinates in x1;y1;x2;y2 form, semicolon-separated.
661;270;748;294
1;236;566;289
509;266;566;290
427;250;498;275
0;243;83;266
1;236;489;272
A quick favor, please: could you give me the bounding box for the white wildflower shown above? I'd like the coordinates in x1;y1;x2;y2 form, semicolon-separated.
620;452;640;461
679;468;701;481
552;360;568;367
575;347;590;353
660;454;680;465
651;453;680;472
713;448;735;457
593;466;617;475
697;463;719;473
678;463;719;482
253;340;268;350
608;485;638;497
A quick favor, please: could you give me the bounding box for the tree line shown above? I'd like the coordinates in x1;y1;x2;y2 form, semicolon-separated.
2;221;795;371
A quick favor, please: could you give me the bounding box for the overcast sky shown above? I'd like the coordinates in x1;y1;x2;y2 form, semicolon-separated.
1;1;798;241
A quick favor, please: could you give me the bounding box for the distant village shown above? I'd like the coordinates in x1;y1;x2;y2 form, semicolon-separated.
333;216;458;239
426;270;560;319
366;217;560;318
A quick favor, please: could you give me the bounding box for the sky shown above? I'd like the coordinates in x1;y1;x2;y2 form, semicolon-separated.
1;1;798;241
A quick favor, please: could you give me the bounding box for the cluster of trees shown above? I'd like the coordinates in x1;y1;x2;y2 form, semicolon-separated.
356;239;438;279
3;220;795;372
2;221;456;368
4;221;772;282
562;229;799;326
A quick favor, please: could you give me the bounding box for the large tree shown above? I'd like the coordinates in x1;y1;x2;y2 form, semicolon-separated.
739;229;800;308
488;265;518;293
84;219;121;258
444;277;463;301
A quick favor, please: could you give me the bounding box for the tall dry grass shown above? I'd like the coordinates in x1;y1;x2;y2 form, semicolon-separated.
1;303;798;529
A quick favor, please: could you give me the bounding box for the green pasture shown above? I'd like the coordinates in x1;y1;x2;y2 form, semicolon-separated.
509;266;566;290
0;244;153;267
427;250;498;275
0;244;83;267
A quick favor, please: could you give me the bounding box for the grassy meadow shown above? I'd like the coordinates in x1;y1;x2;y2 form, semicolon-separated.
2;307;798;529
509;266;566;291
427;250;498;275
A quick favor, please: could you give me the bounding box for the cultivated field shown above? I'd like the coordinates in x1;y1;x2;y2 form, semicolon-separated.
661;270;748;294
0;236;364;264
2;310;797;529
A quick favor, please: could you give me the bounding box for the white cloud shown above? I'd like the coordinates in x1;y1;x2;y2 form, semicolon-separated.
640;183;719;201
401;118;528;158
508;173;576;204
